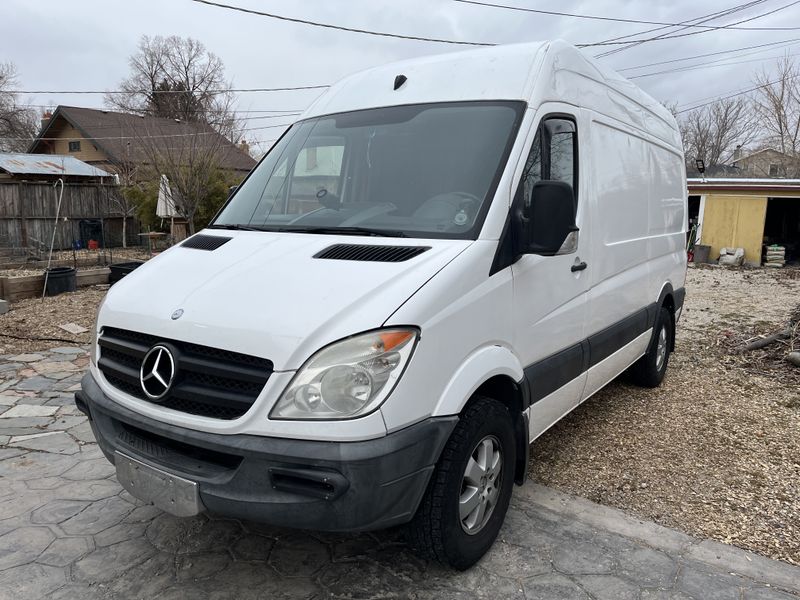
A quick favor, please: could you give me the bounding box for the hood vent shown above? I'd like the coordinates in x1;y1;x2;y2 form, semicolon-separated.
181;234;232;251
315;244;430;263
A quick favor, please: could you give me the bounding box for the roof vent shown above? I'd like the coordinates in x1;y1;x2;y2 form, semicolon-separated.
394;74;407;90
315;244;430;262
181;234;232;251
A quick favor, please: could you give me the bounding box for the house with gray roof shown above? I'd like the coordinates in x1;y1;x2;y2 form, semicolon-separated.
27;105;256;177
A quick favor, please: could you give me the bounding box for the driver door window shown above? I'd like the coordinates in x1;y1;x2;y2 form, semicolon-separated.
520;117;578;213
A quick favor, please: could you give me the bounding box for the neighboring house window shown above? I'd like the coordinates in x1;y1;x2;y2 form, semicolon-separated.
68;141;81;152
768;163;779;177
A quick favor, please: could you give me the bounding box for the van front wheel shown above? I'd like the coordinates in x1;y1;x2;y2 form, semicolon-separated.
406;397;516;570
630;306;674;388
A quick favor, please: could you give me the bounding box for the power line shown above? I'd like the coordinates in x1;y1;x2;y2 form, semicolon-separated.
618;37;800;71
589;1;800;49
2;121;296;142
188;0;494;46
590;0;768;49
675;73;800;114
453;0;800;31
629;47;799;80
10;85;329;95
591;0;771;58
25;104;306;114
25;112;303;133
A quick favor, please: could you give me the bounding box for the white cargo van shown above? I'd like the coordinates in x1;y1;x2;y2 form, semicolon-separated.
77;40;686;569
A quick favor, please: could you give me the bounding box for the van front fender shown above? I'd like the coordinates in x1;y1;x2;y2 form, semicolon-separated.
432;345;525;417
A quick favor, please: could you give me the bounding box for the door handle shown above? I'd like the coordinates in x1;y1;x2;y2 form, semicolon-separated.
571;261;588;272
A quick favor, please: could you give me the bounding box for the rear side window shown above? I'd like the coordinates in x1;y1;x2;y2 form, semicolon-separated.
519;116;578;210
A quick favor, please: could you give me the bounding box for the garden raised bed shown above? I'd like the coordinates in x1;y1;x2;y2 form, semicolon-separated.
0;268;110;301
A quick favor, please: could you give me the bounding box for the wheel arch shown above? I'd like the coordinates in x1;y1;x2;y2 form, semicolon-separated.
655;282;677;351
433;345;529;485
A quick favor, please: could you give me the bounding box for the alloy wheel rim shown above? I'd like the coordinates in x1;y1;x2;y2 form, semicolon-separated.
460;435;503;535
655;325;668;371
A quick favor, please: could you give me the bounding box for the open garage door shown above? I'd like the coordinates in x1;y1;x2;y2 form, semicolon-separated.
764;197;800;266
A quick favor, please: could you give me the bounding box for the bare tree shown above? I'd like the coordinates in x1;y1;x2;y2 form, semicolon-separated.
752;56;800;176
679;97;759;169
105;35;243;142
0;62;38;152
133;120;228;235
107;144;142;248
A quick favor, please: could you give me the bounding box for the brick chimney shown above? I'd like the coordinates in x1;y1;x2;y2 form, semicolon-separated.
239;139;250;156
40;110;52;131
733;145;743;162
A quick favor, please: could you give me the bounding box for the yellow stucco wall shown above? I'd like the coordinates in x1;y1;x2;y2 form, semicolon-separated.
49;122;108;163
701;194;768;266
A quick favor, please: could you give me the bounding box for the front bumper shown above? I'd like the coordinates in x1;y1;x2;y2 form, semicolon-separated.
77;373;456;532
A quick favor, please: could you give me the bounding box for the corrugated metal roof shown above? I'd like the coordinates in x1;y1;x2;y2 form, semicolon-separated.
0;153;111;177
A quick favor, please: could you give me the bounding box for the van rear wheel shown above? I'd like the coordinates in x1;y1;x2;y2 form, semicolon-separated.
406;396;516;570
630;306;673;388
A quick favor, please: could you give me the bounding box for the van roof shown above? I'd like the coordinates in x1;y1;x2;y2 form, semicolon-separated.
303;40;680;149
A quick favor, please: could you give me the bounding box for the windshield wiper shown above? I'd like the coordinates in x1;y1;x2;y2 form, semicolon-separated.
208;224;269;232
277;226;407;238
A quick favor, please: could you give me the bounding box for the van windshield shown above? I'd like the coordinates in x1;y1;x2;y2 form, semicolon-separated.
212;101;523;239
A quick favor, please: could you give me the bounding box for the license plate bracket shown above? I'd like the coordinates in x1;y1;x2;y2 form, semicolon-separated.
115;451;204;517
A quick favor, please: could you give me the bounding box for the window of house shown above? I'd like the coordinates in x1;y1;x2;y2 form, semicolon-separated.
68;141;81;152
769;163;779;177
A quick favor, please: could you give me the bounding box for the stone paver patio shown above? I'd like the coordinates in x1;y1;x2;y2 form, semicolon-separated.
0;347;798;599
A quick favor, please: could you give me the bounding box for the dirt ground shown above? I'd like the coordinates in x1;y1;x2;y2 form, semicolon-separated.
0;286;105;354
2;265;799;565
531;265;800;565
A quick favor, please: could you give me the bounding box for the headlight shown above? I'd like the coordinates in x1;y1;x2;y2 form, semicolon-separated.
270;328;418;420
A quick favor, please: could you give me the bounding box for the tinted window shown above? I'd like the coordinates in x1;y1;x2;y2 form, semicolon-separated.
519;117;577;211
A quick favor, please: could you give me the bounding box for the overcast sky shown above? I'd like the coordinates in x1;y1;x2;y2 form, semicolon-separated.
3;0;797;148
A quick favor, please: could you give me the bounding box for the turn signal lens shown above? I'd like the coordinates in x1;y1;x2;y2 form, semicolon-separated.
379;331;414;352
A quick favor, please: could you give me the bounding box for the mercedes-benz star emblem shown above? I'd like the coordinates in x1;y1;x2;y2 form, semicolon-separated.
171;309;184;320
139;345;176;400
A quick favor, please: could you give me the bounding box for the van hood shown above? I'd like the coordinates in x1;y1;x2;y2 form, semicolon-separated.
99;231;470;370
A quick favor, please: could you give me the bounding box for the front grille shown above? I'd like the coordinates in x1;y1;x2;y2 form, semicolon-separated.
117;422;242;472
98;327;272;420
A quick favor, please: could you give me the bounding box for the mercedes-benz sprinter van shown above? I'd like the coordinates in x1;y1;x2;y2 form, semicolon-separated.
77;40;687;570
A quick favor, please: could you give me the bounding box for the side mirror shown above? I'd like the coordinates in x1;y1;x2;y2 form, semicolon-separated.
523;180;578;255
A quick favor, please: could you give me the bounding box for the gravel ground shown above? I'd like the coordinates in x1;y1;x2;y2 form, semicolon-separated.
0;286;105;354
530;265;800;565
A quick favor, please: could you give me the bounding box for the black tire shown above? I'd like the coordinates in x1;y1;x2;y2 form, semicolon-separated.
406;396;516;570
630;306;674;388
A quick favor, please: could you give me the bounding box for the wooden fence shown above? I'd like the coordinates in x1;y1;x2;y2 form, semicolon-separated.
0;182;140;250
